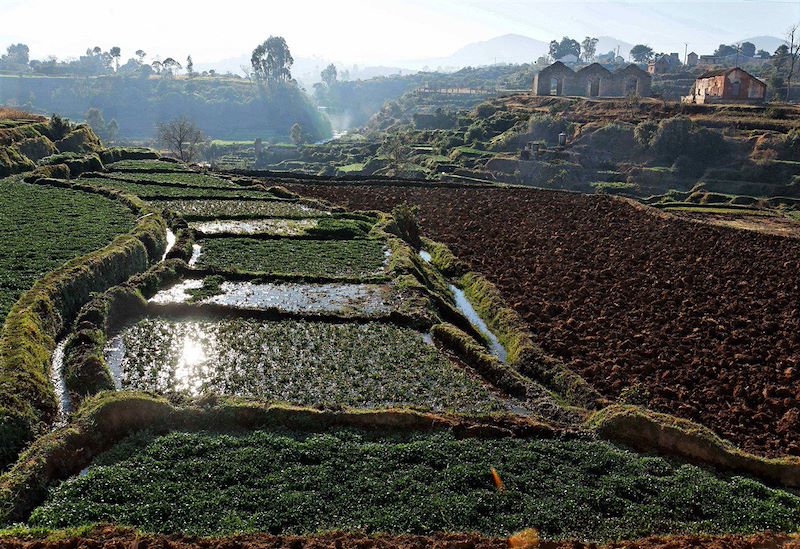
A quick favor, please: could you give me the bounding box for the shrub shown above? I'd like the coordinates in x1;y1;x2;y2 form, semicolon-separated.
474;102;497;118
391;203;422;248
528;114;568;144
650;116;692;159
634;120;659;149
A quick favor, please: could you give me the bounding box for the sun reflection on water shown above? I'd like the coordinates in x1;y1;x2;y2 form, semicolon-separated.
174;335;208;395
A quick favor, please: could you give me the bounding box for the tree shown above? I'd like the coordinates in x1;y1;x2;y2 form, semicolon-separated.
251;36;294;83
186;55;194;77
135;50;146;63
321;63;337;87
756;49;771;59
290;123;305;145
157;116;205;162
162;57;182;77
581;37;599;62
85;108;106;139
548;37;581;60
109;46;121;71
740;42;756;58
106;119;119;143
630;44;654;63
151;60;163;74
0;43;30;69
714;44;737;57
784;24;800;101
379;132;409;172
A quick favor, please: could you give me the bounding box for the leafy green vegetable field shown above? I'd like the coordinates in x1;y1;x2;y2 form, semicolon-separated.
148;199;329;220
195;237;386;277
108;318;504;411
29;429;800;540
78;177;270;199
0;177;136;321
101;171;245;189
106;160;196;172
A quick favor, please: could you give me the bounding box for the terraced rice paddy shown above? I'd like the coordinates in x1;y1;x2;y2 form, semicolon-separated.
149;199;329;220
150;279;399;316
29;429;800;540
7;158;800;547
0;177;136;321
189;218;320;236
193;238;387;278
104;318;506;412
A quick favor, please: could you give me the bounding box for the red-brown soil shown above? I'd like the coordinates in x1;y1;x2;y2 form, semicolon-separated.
284;183;800;457
2;527;798;548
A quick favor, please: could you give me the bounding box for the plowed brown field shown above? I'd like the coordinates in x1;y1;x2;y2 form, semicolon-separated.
2;527;798;548
284;183;800;457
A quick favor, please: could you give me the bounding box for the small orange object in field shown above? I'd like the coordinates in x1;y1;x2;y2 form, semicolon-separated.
491;466;505;491
508;528;540;548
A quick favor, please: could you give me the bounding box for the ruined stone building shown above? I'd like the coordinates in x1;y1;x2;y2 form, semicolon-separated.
532;62;652;97
682;67;766;104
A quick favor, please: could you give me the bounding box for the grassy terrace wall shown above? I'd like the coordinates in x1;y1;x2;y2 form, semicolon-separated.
0;178;168;469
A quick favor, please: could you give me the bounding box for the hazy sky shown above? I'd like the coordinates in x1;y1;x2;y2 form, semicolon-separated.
1;0;798;66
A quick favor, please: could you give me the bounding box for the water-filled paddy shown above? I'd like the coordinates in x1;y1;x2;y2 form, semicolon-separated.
150;279;398;316
147;199;329;220
190;218;320;236
104;317;506;411
194;238;387;278
29;429;800;539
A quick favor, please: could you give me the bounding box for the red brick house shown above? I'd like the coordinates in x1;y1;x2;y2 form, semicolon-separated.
682;67;766;104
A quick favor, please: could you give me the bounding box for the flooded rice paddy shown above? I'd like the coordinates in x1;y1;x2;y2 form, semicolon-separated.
147;199;330;220
189;218;319;236
150;279;398;316
103;317;509;412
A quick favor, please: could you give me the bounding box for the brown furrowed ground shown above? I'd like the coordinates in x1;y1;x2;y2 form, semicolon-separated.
283;183;800;457
2;527;798;548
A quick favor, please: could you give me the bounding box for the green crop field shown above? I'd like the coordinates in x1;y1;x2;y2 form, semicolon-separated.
146;199;329;220
78;177;271;199
109;318;505;411
195;237;386;277
29;429;800;540
106;160;197;172
0;177;136;321
99;171;248;189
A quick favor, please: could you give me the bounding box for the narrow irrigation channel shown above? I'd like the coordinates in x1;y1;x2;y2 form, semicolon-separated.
420;249;508;362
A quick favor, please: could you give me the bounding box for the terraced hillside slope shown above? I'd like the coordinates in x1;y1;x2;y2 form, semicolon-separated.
1;161;799;548
283;182;800;458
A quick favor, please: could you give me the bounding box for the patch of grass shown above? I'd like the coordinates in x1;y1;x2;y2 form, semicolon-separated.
109;318;504;412
195;238;386;278
28;429;800;539
337;163;365;173
148;199;329;220
78;177;270;199
590;181;637;192
0;178;136;321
